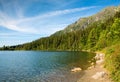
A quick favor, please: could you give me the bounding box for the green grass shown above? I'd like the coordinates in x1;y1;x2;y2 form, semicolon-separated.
104;43;120;82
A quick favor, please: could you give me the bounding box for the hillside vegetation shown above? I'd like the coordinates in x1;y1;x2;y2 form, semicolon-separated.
103;44;120;82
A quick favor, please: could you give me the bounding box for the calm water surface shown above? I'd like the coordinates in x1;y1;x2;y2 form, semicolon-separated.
0;51;95;82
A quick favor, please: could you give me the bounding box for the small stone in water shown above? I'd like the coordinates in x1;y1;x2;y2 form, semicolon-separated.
71;67;82;72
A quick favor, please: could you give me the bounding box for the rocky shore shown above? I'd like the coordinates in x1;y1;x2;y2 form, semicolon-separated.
76;52;112;82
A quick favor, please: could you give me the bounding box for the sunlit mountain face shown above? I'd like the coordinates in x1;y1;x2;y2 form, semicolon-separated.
0;0;120;47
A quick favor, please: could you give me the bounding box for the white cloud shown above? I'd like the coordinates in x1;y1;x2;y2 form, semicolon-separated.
17;6;97;23
0;6;98;34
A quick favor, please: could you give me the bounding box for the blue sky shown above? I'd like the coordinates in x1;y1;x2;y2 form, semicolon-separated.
0;0;120;47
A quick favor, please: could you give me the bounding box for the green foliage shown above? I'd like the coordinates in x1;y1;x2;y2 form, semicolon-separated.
105;44;120;82
110;18;120;40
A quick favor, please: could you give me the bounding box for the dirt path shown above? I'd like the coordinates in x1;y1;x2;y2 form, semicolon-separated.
77;53;112;82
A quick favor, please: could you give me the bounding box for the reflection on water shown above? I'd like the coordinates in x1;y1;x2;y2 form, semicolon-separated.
0;51;95;82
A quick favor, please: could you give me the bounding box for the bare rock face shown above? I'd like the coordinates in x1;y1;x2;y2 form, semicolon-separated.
59;6;120;34
71;67;82;72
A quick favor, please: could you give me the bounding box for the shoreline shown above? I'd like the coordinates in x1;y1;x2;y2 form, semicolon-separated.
77;52;112;82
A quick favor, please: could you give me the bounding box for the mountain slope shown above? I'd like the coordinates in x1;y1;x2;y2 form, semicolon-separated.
52;6;120;36
0;6;120;51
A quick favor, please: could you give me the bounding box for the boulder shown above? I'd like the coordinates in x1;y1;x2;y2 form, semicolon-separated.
92;72;106;79
71;67;82;72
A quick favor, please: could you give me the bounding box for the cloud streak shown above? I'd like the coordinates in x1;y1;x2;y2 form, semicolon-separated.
18;6;97;23
0;6;98;34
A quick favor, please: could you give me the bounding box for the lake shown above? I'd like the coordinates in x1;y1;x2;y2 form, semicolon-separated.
0;51;95;82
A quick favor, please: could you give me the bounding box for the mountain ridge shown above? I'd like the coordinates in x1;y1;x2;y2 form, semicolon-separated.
52;6;120;36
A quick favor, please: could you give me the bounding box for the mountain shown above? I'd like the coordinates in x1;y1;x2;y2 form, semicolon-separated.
1;6;120;51
52;6;120;36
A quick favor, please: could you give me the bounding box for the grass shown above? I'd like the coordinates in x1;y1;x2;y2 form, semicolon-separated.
103;43;120;82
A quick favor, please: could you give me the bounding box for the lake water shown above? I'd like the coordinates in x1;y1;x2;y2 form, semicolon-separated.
0;51;95;82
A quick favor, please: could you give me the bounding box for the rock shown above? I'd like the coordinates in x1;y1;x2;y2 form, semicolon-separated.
88;60;91;63
96;59;104;64
87;65;95;70
91;62;94;65
95;53;104;64
92;72;106;80
95;53;104;60
71;67;82;72
95;53;99;60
